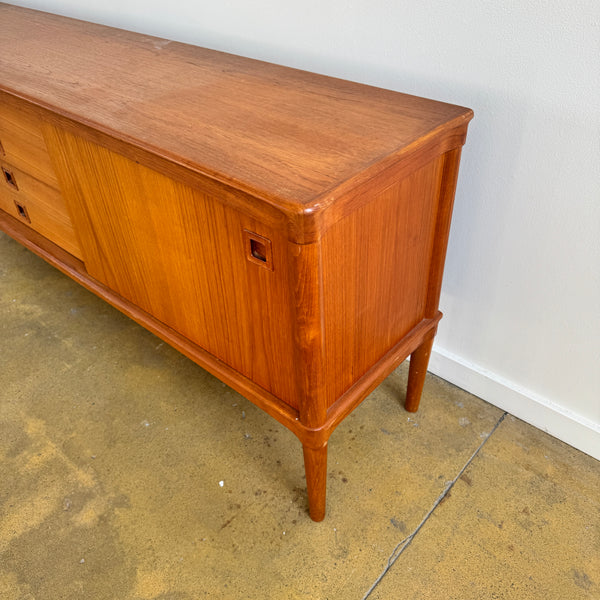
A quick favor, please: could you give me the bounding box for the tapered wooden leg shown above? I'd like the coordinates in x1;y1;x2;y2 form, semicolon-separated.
405;334;435;412
303;442;328;522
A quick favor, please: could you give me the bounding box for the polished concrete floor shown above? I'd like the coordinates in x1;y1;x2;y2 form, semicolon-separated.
1;231;599;600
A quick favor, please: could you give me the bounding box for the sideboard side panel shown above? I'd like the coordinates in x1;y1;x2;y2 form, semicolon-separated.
321;155;445;406
44;124;299;408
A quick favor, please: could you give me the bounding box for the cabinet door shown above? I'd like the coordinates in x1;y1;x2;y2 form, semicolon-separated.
44;125;298;408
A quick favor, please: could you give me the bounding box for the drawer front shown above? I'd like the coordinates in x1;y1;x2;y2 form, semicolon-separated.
0;94;60;188
0;161;82;259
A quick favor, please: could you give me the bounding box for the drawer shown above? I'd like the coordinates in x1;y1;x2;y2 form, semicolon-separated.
0;94;60;188
0;161;82;259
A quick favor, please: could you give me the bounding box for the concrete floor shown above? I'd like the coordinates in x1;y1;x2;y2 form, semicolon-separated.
0;230;598;600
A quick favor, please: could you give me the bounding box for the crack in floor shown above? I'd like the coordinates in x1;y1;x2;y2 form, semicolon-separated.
362;411;508;600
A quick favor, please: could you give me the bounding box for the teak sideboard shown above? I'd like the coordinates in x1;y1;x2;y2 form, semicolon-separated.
0;3;473;521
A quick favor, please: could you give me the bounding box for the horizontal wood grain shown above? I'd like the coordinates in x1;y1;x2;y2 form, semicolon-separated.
0;90;60;187
0;160;82;258
0;207;86;272
40;111;294;239
0;3;472;223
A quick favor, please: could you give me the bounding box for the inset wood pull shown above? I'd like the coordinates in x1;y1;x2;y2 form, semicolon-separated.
0;138;5;157
2;166;18;190
13;200;31;223
244;230;273;270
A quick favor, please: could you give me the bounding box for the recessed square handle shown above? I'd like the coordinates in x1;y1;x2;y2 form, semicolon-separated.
244;230;273;270
2;166;18;190
13;200;31;223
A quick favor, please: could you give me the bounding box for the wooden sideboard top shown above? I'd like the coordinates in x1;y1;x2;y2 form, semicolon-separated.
0;3;474;520
0;3;472;218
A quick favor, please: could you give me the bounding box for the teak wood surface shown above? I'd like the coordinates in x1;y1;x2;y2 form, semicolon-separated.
0;3;473;521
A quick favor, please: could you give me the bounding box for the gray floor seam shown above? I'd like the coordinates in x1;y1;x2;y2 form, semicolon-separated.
361;411;509;599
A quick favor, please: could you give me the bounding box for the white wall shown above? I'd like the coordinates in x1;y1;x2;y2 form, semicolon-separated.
9;0;600;459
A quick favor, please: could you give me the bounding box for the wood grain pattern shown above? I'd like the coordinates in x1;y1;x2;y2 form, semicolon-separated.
0;3;472;225
44;125;299;408
289;241;327;428
0;4;474;520
303;443;328;522
324;314;442;437
424;147;464;318
405;331;436;412
0;160;82;258
0;208;306;436
321;155;444;406
0;90;60;188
